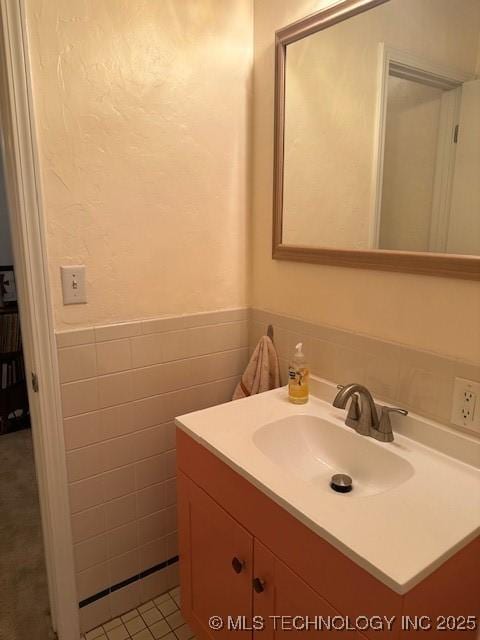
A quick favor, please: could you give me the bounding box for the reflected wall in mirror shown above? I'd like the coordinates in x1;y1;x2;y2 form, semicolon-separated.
275;0;480;278
375;50;479;256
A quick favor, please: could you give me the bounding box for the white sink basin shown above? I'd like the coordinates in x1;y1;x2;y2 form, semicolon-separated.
177;381;480;592
253;414;414;497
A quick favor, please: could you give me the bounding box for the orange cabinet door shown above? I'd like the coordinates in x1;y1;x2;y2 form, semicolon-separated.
178;472;254;640
253;540;366;640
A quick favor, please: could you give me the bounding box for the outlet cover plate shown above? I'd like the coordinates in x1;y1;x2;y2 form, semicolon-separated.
451;377;480;433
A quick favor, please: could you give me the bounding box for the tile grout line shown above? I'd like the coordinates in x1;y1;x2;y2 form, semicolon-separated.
58;310;249;346
62;372;242;419
75;524;178;574
79;556;179;609
63;356;244;433
60;345;249;387
81;586;192;640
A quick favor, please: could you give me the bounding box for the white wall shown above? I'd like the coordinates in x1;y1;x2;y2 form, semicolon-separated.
25;0;253;330
24;0;480;360
379;77;444;252
446;79;480;256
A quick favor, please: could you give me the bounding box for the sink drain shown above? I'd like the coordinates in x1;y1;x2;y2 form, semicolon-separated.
330;474;353;493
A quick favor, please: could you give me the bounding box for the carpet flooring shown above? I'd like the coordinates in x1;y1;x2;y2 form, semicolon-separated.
0;428;52;640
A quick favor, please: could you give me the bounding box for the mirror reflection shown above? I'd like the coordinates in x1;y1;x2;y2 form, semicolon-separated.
281;0;480;256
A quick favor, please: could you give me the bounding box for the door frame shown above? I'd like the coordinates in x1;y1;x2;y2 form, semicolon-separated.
0;2;80;638
370;43;473;249
428;86;462;253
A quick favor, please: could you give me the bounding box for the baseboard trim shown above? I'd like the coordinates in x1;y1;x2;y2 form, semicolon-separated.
79;555;179;608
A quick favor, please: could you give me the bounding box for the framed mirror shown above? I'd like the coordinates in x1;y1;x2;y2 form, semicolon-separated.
272;0;480;279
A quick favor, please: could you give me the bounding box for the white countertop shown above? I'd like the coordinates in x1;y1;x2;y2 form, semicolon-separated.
175;380;480;594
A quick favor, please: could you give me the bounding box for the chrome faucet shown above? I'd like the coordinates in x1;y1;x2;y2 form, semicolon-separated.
333;383;407;442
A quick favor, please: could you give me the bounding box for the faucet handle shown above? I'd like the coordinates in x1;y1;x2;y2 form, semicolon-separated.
382;406;408;417
376;406;408;442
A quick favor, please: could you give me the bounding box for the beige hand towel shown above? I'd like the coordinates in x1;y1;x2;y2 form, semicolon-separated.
232;335;280;400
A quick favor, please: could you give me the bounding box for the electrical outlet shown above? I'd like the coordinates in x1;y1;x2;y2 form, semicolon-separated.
61;265;87;305
451;377;480;433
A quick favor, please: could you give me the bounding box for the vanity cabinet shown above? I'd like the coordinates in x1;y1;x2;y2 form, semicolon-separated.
179;473;365;640
178;473;253;640
177;430;479;639
253;540;365;639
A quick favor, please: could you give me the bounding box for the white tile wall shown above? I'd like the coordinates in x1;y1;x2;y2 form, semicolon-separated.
57;308;248;619
250;308;480;430
60;304;477;628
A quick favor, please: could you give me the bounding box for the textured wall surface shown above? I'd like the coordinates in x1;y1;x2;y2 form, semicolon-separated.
253;0;480;363
25;0;253;330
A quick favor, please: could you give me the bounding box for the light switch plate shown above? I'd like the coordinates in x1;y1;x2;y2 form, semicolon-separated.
61;265;86;305
450;377;480;433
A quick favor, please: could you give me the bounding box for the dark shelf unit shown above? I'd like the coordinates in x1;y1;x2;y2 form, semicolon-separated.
0;304;29;435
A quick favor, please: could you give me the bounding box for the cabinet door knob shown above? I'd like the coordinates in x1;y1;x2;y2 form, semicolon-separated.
252;577;265;593
231;557;245;574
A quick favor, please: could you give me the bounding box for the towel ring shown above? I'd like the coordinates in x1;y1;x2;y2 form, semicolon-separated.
267;325;274;341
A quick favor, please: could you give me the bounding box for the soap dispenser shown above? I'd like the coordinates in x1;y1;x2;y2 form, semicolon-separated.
288;342;309;404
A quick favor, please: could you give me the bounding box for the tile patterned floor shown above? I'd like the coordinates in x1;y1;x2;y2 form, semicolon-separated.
82;588;195;640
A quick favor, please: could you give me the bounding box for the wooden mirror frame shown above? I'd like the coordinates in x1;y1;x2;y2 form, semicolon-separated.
272;0;480;280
